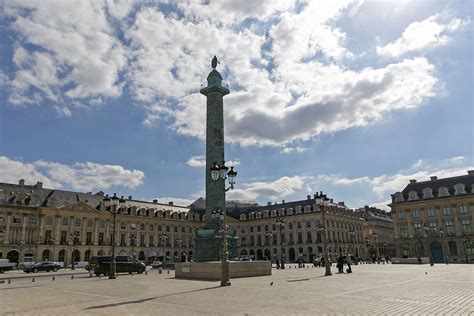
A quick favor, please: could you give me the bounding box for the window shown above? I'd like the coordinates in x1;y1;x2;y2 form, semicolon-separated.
140;223;145;230
166;226;170;232
398;211;405;220
307;231;312;243
428;222;437;234
399;224;407;238
414;223;422;236
60;231;67;244
459;205;469;214
130;223;137;230
445;221;454;234
149;235;154;246
465;240;474;256
288;223;293;229
62;217;68;226
0;213;5;223
449;241;458;256
13;214;22;223
120;222;126;230
423;188;434;199
454;184;466;195
412;210;420;218
297;222;302;229
250;226;254;233
140;234;145;246
394;192;404;203
98;232;104;245
306;221;311;228
462;220;471;234
45;216;53;225
438;187;449;197
99;220;105;229
158;225;162;231
28;215;37;225
257;226;261;232
27;229;34;244
402;243;410;258
257;235;262;245
408;191;419;201
189;227;192;233
86;232;92;245
74;218;81;227
120;234;126;246
442;207;451;216
173;226;178;233
427;208;436;217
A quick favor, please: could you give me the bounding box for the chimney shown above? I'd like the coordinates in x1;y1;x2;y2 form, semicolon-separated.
128;196;132;200
19;179;25;186
267;202;272;206
338;201;345;206
307;195;311;200
282;200;285;204
329;199;333;203
468;170;474;175
168;201;173;206
430;176;438;181
152;199;158;204
409;179;417;184
35;181;43;189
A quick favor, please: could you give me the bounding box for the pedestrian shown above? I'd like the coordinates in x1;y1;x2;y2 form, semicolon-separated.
346;254;352;273
320;257;324;268
337;254;344;273
276;259;280;269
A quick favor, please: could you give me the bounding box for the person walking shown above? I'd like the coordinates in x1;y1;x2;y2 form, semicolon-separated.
337;254;344;273
276;259;280;269
346;254;352;273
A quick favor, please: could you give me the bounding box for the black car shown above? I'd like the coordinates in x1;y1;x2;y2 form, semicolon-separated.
24;261;61;273
92;255;146;276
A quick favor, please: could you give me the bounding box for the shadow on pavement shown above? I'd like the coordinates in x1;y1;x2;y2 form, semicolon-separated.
84;285;222;310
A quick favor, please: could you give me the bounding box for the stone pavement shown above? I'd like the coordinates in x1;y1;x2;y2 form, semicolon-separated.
0;264;472;315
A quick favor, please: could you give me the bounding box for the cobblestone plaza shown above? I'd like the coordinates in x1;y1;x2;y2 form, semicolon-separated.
1;264;472;315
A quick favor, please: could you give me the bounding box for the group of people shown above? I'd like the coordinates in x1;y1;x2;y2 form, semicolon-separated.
336;254;352;273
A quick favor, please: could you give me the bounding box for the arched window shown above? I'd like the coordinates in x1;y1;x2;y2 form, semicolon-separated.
454;183;466;195
438;187;450;197
448;241;458;256
408;191;419;201
401;244;410;258
423;188;434;199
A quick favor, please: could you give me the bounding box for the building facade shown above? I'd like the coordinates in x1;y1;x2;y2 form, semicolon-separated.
1;180;395;265
389;171;474;263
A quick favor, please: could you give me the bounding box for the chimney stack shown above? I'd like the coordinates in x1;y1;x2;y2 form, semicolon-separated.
19;179;25;186
430;176;438;181
307;195;311;200
281;200;285;204
168;201;173;206
468;170;474;175
152;199;158;204
409;179;417;184
267;202;272;206
128;196;132;200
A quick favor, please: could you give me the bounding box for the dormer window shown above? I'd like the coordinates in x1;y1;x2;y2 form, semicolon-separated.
438;187;450;197
393;192;404;203
240;214;247;220
423;188;434;199
408;191;419;201
454;183;466;195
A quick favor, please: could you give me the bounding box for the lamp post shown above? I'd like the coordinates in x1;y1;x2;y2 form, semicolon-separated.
265;230;273;261
176;237;183;262
159;232;169;262
103;193;125;279
69;232;80;270
209;161;237;287
423;223;434;266
130;233;136;258
315;191;332;276
349;229;356;255
276;217;286;269
439;228;448;264
17;240;26;263
372;232;379;260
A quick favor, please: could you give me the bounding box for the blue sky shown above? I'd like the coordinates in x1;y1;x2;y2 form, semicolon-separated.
0;0;472;209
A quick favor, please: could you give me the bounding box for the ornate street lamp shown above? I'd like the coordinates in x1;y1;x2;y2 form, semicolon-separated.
209;161;237;287
439;228;448;264
423;223;434;266
371;232;379;260
130;233;136;258
159;232;169;261
349;229;356;255
276;217;286;269
176;237;184;262
69;232;80;270
315;191;332;276
103;193;125;279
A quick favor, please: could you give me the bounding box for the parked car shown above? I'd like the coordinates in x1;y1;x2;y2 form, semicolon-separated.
150;260;162;269
72;261;88;269
23;261;62;273
0;259;16;273
93;256;146;276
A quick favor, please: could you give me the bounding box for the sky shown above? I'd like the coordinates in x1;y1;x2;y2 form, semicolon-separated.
0;0;472;210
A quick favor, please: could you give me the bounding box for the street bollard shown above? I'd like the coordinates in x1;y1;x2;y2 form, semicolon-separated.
145;270;148;275
167;270;170;274
159;267;162;274
71;275;74;280
8;279;11;284
52;276;55;281
32;278;35;282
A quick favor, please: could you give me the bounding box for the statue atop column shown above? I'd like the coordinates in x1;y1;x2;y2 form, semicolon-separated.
211;56;219;69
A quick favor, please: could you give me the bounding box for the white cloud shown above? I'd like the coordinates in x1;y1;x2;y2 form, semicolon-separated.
2;2;464;147
227;176;311;201
4;1;128;109
0;156;144;192
377;14;469;57
335;176;371;185
186;156;206;168
281;147;308;154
